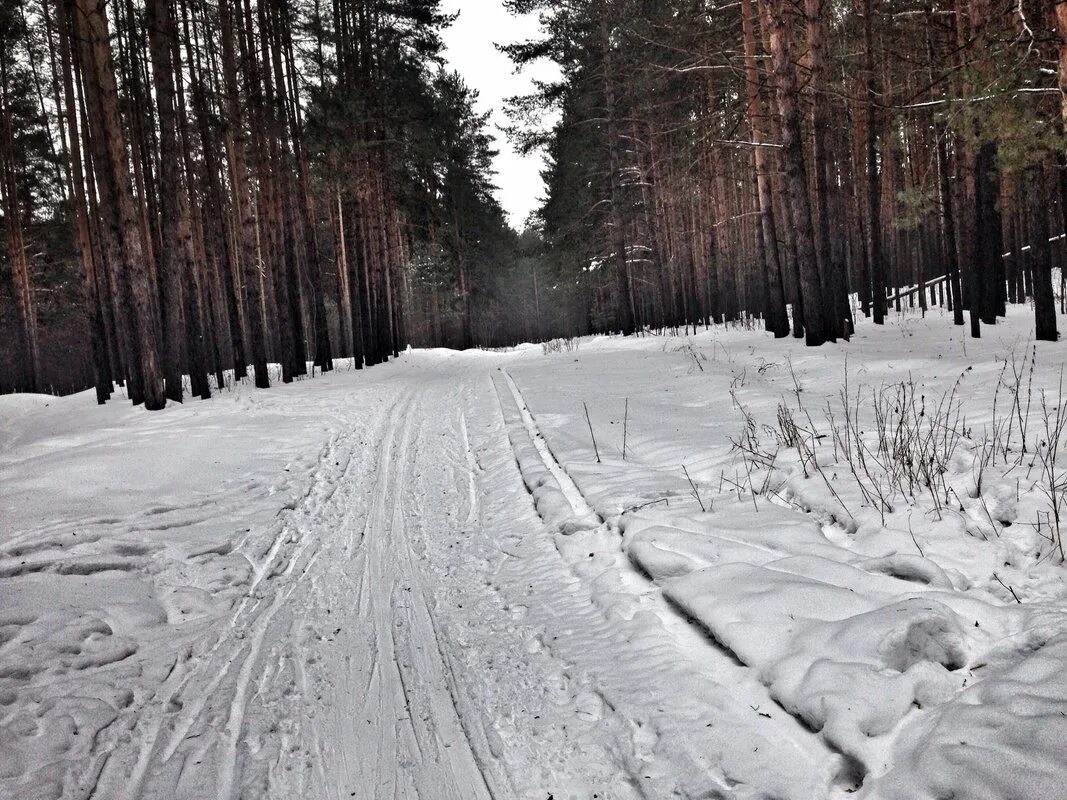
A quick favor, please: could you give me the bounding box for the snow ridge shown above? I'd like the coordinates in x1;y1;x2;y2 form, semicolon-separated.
493;369;851;798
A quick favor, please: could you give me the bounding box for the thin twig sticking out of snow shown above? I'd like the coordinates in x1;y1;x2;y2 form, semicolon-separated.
992;572;1022;603
583;402;601;464
682;464;707;512
624;497;670;514
907;512;925;558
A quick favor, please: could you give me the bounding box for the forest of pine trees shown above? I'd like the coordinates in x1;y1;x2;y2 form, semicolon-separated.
0;0;524;402
507;0;1067;344
0;0;1065;405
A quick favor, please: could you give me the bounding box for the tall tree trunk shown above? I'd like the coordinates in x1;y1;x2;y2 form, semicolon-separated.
864;0;886;324
757;0;804;337
974;141;1003;325
763;0;826;345
58;0;111;403
1058;1;1067;140
147;0;187;402
1029;165;1057;341
602;19;636;336
0;54;40;392
76;0;165;409
936;132;965;326
849;87;872;318
804;0;840;340
333;186;352;356
220;0;269;388
185;0;246;378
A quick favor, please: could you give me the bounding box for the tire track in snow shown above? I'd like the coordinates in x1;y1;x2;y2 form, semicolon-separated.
494;369;851;799
397;373;646;800
501;368;600;520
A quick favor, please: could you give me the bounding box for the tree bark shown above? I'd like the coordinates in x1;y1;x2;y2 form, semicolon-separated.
1028;165;1057;341
147;0;188;402
803;0;841;340
220;0;269;388
864;0;886;324
76;0;165;409
763;0;826;345
57;0;110;403
604;63;636;335
0;48;40;392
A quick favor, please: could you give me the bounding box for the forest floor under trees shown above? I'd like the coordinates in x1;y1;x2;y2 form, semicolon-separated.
3;305;1067;800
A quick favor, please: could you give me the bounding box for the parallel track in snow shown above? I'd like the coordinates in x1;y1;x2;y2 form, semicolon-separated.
235;376;502;800
77;357;849;800
88;394;404;800
82;366;641;800
494;368;855;799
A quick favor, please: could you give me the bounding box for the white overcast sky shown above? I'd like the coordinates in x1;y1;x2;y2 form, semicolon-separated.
441;0;556;229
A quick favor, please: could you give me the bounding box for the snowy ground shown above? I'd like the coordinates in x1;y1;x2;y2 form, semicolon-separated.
2;305;1067;800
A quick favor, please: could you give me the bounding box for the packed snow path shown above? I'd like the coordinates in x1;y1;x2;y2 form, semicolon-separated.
1;353;843;800
4;311;1067;800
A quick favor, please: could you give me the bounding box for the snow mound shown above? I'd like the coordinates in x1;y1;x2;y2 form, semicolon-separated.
0;392;55;416
869;636;1067;800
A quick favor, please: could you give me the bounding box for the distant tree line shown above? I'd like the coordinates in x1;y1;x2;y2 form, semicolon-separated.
0;0;533;403
505;0;1067;345
2;0;1066;403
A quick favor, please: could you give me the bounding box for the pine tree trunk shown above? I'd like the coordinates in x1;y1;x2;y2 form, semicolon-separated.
185;0;246;378
1058;1;1067;143
346;191;368;368
170;8;213;397
936;134;965;326
333;187;352;357
57;0;110;403
803;0;840;340
220;0;269;388
81;85;130;391
1029;165;1057;341
926;9;965;326
76;0;165;409
147;0;188;402
763;0;826;345
710;149;739;322
849;88;871;318
864;0;886;324
356;190;375;366
601;22;636;336
280;10;331;372
0;56;40;392
974;141;1002;326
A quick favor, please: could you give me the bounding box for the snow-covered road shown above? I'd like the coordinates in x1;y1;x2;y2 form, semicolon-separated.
4;310;1067;800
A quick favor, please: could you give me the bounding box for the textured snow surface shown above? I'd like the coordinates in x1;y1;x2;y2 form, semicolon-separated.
2;307;1067;799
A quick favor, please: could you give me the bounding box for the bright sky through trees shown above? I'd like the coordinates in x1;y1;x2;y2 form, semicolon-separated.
441;0;554;229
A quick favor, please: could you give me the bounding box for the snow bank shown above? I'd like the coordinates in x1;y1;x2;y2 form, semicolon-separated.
506;307;1067;797
870;635;1067;800
6;307;1067;799
493;370;600;534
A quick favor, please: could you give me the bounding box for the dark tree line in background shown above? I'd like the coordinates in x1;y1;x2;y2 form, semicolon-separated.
1;0;1066;403
0;0;521;401
505;0;1067;346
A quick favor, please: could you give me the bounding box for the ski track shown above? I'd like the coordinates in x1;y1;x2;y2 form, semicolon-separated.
238;369;528;800
87;393;401;800
69;357;847;800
